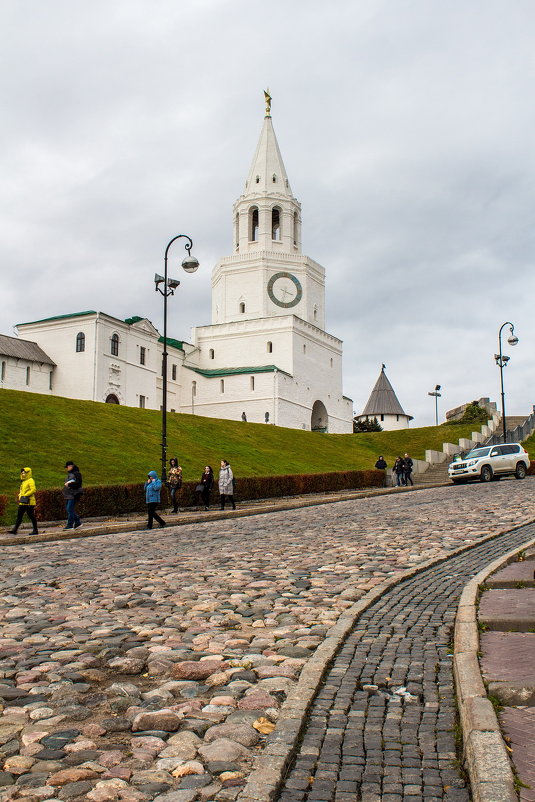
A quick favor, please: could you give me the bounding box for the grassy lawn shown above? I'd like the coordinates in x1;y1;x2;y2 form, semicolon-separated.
0;388;485;507
522;431;535;460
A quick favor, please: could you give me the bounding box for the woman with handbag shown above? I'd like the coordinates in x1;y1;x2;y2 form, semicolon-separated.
196;465;214;510
168;457;182;513
9;467;39;535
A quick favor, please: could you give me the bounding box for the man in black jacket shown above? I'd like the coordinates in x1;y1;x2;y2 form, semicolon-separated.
402;453;414;486
63;461;83;530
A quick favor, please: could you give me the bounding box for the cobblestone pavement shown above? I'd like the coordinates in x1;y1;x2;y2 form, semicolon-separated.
277;522;535;802
1;481;535;801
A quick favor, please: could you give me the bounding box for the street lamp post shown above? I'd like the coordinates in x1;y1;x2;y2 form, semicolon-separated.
155;234;199;481
494;321;519;444
428;384;442;426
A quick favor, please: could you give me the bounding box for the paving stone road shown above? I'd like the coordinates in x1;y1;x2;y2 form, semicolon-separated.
277;520;535;802
1;480;535;802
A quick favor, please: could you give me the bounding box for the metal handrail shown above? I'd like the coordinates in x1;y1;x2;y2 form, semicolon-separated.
484;410;535;446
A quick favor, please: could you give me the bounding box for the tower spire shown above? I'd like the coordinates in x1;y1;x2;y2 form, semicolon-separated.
243;94;293;198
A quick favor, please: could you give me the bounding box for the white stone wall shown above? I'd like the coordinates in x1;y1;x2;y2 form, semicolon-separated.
0;355;53;395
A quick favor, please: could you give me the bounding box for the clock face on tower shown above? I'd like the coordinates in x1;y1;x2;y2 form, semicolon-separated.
267;272;303;308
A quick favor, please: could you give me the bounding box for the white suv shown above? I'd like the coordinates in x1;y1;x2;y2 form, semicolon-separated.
448;443;530;484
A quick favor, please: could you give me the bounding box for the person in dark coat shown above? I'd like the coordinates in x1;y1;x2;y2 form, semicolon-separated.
375;456;387;470
144;470;166;529
197;465;214;510
393;456;405;487
403;453;414;486
63;461;83;530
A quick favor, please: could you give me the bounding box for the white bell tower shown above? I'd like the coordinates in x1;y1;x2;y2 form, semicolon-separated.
211;93;326;329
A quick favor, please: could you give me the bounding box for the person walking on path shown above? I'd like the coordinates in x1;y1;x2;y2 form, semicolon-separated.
393;456;405;487
9;467;39;536
403;452;414;486
144;470;166;529
218;459;236;510
168;457;182;513
197;465;214;510
63;461;83;530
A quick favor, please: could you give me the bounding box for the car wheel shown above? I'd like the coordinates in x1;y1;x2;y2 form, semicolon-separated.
515;463;527;480
480;465;493;483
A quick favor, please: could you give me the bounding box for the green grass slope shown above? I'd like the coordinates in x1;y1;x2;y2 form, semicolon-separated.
0;388;481;496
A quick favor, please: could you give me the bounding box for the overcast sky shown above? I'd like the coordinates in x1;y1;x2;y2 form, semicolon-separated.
1;0;534;426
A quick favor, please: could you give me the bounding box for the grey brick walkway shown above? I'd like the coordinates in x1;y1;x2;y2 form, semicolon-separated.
277;522;535;802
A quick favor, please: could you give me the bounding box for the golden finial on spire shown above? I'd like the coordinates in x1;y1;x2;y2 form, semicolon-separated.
264;88;272;117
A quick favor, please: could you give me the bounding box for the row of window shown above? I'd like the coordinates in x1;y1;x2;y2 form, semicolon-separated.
1;360;53;389
76;331;120;356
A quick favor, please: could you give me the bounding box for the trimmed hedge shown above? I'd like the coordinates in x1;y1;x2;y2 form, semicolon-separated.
33;470;385;522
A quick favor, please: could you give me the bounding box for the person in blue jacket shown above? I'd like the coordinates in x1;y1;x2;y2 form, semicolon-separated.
144;470;166;529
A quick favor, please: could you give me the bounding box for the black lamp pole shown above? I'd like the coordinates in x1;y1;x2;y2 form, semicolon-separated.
155;235;199;482
495;321;518;444
428;385;441;426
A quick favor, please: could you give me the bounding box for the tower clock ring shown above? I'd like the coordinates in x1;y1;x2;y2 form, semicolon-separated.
267;272;303;308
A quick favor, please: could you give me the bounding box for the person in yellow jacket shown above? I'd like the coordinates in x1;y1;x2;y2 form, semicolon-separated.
9;467;39;535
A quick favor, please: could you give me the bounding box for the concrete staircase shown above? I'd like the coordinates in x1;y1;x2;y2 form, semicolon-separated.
412;460;450;486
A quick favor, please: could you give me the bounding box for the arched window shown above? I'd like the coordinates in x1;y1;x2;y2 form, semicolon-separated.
110;333;119;356
303;344;307;354
267;341;273;353
76;332;85;352
209;348;215;360
1;361;5;382
250;207;259;241
250;376;255;391
192;380;197;397
239;301;246;314
26;366;30;385
220;379;225;393
272;207;281;240
255;175;260;184
272;173;277;183
313;306;318;322
235;212;239;251
293;211;298;246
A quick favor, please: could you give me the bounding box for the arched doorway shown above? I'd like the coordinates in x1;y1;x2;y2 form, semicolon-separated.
311;400;328;432
105;394;120;404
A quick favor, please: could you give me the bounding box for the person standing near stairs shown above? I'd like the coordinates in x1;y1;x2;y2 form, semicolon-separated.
403;453;414;486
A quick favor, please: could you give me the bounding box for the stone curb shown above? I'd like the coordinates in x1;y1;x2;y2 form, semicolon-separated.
0;480;451;547
237;518;535;802
454;533;535;802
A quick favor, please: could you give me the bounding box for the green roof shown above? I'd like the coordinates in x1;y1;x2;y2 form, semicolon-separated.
159;336;184;351
124;316;144;325
184;364;290;378
17;311;97;326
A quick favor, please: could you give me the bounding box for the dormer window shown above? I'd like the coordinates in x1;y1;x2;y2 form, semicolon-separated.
255;175;260;184
239;302;246;314
272;173;277;183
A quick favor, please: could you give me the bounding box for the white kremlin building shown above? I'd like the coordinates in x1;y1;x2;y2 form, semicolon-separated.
1;97;354;433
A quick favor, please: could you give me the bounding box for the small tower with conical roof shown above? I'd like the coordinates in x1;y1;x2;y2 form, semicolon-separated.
355;365;413;430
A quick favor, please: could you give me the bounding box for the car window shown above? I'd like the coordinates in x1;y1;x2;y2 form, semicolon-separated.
508;445;520;453
466;448;491;458
490;447;503;456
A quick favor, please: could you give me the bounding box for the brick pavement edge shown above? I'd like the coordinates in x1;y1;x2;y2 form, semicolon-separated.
236;521;535;802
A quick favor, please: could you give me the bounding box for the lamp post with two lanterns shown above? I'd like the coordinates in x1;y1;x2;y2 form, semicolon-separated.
155;234;199;482
495;321;519;444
